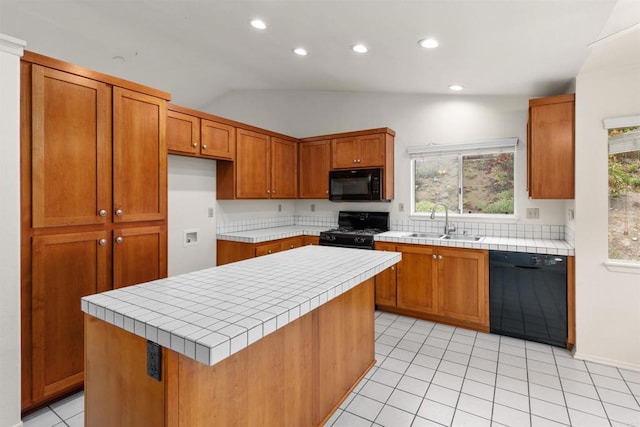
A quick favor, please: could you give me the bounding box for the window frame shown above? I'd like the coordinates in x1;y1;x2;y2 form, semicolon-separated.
603;114;640;271
408;138;518;219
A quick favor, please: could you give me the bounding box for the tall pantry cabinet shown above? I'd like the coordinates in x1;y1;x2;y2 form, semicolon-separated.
20;52;170;411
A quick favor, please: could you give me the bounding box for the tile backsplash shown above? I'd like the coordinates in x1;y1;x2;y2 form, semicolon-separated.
217;214;574;242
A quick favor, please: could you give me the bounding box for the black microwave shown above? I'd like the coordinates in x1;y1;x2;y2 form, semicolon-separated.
329;168;384;201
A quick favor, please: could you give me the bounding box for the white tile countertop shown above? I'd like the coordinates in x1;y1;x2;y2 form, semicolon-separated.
216;225;330;243
375;231;575;256
81;246;401;366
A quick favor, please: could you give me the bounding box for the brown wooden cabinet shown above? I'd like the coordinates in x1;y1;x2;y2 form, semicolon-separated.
373;242;397;307
217;236;305;265
31;231;109;402
167;106;235;160
375;242;489;331
332;134;385;169
299;140;331;199
218;129;299;199
20;52;170;411
527;93;575;199
302;128;394;200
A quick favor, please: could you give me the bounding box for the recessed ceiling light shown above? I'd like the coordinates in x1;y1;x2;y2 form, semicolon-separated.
293;47;308;56
352;44;368;54
449;84;464;91
250;18;267;30
418;38;439;49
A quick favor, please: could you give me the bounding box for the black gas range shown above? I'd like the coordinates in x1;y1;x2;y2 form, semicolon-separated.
319;211;389;250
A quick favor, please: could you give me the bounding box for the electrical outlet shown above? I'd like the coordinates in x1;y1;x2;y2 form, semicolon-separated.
278;203;282;212
399;203;404;212
311;204;315;212
568;208;575;220
208;207;214;218
526;208;540;220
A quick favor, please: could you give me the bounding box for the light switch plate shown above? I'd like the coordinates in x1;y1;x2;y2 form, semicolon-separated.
526;208;540;220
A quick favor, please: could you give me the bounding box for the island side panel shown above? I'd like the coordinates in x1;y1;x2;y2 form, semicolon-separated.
172;309;314;426
84;315;165;427
317;278;375;423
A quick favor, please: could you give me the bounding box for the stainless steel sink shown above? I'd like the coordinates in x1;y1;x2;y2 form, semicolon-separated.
408;233;445;239
441;235;482;241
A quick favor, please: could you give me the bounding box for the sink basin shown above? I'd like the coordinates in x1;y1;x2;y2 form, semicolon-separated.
442;235;482;241
408;233;445;239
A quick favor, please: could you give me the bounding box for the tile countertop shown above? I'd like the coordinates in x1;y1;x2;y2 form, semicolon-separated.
81;246;401;366
375;231;575;256
216;225;330;243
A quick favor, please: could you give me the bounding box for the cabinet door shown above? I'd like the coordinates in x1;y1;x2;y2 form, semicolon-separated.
201;119;236;160
236;129;271;199
331;137;359;169
31;231;109;401
528;95;575;199
271;137;298;198
31;65;111;228
303;236;320;246
374;242;397;307
113;87;167;222
396;245;437;314
113;226;167;289
167;110;199;155
281;236;304;251
436;248;488;326
357;134;385;167
299;140;330;199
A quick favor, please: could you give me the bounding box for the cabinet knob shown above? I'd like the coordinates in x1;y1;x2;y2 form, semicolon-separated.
268;249;272;254
202;144;207;150
290;245;294;249
438;255;443;260
267;190;271;194
192;142;198;148
357;159;361;163
115;209;123;216
98;239;107;246
115;236;124;244
432;254;437;259
391;266;395;270
353;159;357;163
98;209;107;217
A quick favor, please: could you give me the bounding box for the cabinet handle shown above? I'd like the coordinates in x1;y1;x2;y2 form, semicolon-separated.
192;142;198;148
272;190;275;194
391;266;395;270
98;239;107;246
115;236;124;244
267;190;271;194
438;255;443;260
202;144;207;150
353;159;357;163
99;209;107;217
290;245;294;249
268;249;272;254
115;209;123;216
432;254;437;259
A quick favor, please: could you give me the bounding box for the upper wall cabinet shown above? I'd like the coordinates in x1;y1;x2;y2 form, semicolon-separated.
299;139;331;199
217;129;299;199
167;105;235;160
302;128;395;200
332;133;386;169
527;94;575;199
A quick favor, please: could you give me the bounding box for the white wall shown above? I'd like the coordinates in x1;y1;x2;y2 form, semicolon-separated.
167;155;217;275
0;33;26;427
206;90;568;226
573;25;640;370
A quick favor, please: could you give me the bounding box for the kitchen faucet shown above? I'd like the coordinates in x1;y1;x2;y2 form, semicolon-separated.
430;203;456;235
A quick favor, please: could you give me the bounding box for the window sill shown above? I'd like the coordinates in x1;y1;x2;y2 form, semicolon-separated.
604;260;640;274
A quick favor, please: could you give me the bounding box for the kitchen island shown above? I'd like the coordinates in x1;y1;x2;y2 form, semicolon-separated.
81;245;401;427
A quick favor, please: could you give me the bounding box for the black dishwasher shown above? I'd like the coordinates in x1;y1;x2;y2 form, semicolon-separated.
489;251;567;347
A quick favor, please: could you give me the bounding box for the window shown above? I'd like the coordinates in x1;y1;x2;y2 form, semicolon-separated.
409;138;517;216
607;120;640;262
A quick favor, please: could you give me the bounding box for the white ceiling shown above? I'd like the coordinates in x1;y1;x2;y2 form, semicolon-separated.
0;0;619;109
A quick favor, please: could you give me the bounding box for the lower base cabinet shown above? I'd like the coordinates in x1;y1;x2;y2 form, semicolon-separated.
217;235;312;265
375;242;489;331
